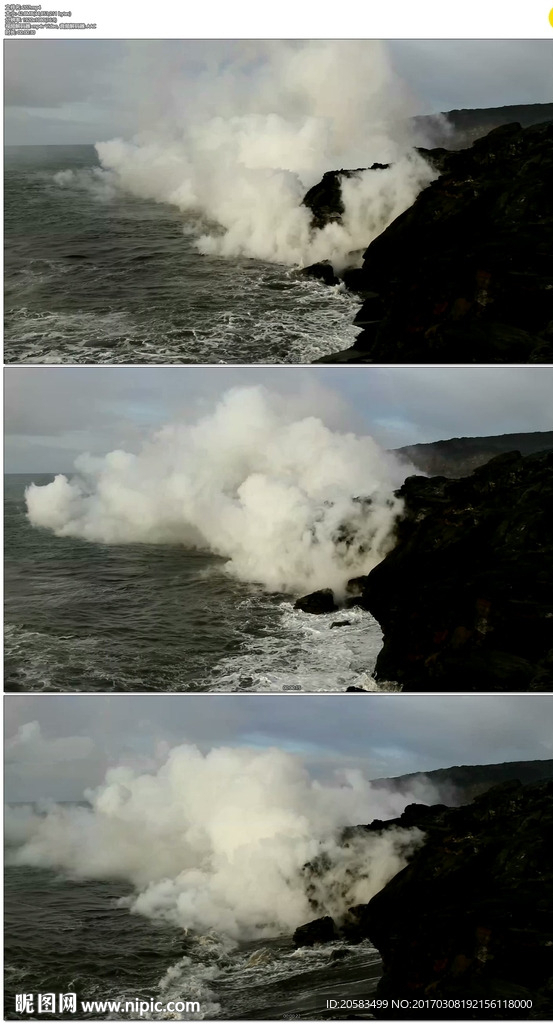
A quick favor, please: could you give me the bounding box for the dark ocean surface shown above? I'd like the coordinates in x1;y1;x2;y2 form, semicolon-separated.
4;475;387;693
4;146;359;365
4;862;382;1020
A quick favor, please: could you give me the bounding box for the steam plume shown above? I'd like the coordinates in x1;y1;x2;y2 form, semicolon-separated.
25;386;408;595
56;41;437;267
6;742;430;940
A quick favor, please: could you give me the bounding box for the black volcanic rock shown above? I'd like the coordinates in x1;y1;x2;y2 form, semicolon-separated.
300;261;339;286
320;120;553;363
293;915;338;947
340;268;378;296
294;778;553;1015
347;449;553;692
358;780;553;1015
294;588;337;614
352;292;385;323
303;165;389;231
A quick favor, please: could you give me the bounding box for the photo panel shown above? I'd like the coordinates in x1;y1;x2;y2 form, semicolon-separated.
4;38;553;366
5;692;553;1020
4;364;553;695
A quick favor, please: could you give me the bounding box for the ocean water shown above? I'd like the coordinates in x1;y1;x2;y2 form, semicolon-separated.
4;475;390;694
4;146;360;365
4;862;382;1020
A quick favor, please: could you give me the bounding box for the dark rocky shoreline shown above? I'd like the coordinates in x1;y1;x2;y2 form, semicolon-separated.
302;113;553;365
293;776;553;1018
295;446;553;693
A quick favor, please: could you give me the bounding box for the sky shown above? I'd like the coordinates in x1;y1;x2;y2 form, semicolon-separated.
5;694;553;802
5;365;553;473
4;39;553;146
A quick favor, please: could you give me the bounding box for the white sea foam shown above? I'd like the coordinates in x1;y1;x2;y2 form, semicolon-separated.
209;602;392;693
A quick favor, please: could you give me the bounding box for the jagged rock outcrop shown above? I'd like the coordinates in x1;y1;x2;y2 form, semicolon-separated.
300;260;340;286
309;119;553;364
303;165;389;231
294;588;337;614
348;449;553;692
294;779;553;1017
293;915;338;947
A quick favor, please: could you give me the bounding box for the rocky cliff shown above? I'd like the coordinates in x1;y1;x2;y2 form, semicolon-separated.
306;117;553;365
348;449;553;691
294;779;553;1017
295;448;553;692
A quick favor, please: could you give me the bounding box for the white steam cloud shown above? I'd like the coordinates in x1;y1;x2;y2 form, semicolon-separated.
25;386;408;595
55;41;437;267
6;742;429;940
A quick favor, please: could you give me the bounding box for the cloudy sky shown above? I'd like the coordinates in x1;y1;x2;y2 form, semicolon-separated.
5;365;553;473
5;39;553;146
5;693;553;802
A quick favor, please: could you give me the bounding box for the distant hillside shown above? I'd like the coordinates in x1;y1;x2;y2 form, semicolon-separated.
414;102;553;148
396;430;553;478
373;758;553;805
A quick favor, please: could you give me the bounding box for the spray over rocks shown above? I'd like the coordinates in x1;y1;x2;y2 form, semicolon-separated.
6;742;432;941
25;387;409;596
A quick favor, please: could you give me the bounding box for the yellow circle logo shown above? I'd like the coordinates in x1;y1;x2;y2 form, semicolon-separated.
550;6;553;25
